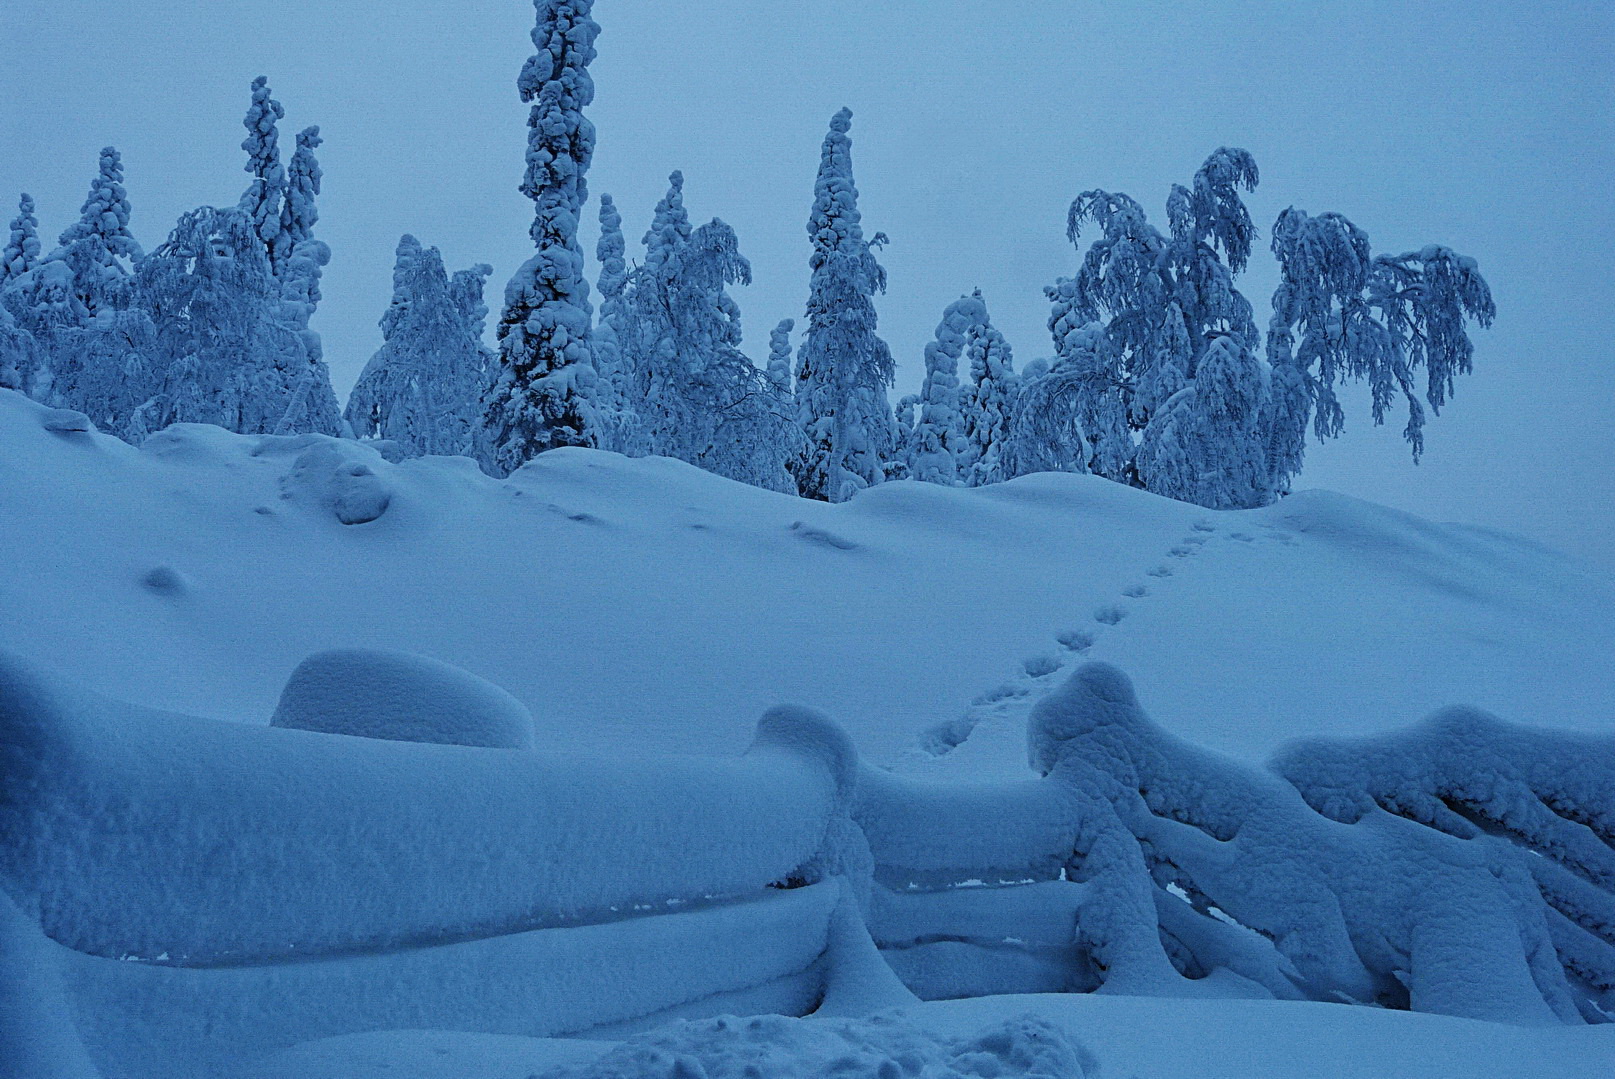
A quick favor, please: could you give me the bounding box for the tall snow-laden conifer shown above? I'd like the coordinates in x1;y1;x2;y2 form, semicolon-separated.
480;0;603;475
239;77;289;271
280;126;323;271
589;191;647;453
32;148;147;421
55;147;142;319
793;108;894;502
1;194;41;289
958;293;1019;487
906;293;981;485
346;235;493;456
766;318;794;396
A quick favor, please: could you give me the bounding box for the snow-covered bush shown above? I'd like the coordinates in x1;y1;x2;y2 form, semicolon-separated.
1027;662;1601;1024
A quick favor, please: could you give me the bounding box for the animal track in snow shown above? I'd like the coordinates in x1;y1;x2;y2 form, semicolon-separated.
1121;584;1149;598
1023;654;1063;678
1057;628;1095;652
1094;605;1127;626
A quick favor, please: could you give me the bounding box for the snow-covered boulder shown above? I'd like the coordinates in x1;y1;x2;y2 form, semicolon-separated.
270;648;536;749
265;437;393;524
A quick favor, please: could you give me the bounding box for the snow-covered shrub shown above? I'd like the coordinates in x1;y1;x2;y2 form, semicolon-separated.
270;648;536;749
1272;707;1615;1021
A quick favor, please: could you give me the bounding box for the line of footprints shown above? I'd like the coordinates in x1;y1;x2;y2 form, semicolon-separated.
922;518;1295;758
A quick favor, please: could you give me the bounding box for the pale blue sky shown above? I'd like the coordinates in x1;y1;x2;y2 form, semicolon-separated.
4;1;1611;568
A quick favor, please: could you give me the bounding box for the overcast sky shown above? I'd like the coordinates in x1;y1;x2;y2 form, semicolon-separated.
4;1;1611;569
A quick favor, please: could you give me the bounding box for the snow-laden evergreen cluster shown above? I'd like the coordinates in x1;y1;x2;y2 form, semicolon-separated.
0;2;1495;510
0;79;345;441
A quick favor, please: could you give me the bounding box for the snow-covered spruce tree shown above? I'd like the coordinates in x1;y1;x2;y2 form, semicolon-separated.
239;76;290;273
589;191;649;454
958;293;1020;487
270;125;344;437
1264;208;1494;494
905;293;982;485
1136;333;1270;509
54;147;143;321
766;318;794;397
792;108;895;502
20;147;150;423
0;195;45;396
346;235;493;456
480;0;604;475
1;194;41;290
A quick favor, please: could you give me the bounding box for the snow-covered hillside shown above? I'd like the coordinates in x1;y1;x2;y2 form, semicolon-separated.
7;388;1615;1076
2;388;1610;774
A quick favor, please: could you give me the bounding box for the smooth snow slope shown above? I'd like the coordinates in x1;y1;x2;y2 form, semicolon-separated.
1;388;1611;772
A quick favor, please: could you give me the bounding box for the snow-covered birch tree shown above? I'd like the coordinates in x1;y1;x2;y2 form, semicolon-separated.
346;235;493;456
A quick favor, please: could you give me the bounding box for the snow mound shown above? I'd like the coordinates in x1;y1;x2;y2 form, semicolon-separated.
534;1012;1091;1079
267;436;393;524
271;648;536;749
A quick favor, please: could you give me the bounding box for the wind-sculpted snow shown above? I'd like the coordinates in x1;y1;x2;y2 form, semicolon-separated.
1272;710;1615;1020
1028;663;1598;1024
0;650;850;963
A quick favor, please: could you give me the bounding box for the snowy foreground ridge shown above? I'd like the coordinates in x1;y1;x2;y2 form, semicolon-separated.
5;647;1615;1076
3;389;1615;1077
